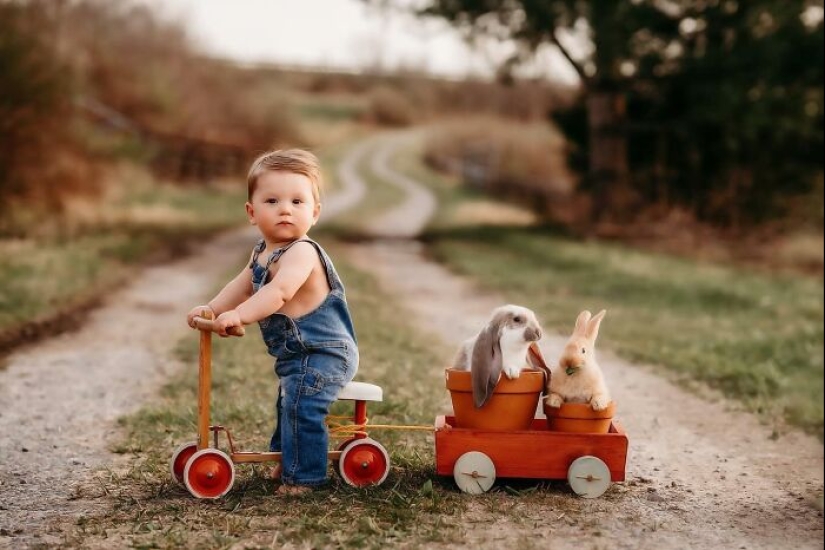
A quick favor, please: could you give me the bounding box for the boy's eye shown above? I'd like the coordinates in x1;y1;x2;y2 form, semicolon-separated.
265;198;278;204
292;199;302;205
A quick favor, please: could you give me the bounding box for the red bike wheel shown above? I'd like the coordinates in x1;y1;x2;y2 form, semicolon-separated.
170;442;198;487
183;449;235;499
338;438;390;487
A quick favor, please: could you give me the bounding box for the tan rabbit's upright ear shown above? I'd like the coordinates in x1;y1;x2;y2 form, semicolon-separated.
574;310;592;336
470;323;503;408
585;309;607;342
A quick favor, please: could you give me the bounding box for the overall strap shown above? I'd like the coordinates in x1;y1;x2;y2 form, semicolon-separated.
263;239;309;271
250;238;341;292
248;239;267;268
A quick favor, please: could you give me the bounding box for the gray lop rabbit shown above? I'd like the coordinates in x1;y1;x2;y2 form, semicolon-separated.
453;305;544;408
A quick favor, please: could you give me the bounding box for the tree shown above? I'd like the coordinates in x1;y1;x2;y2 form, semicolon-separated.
412;0;824;227
415;1;680;221
0;1;72;220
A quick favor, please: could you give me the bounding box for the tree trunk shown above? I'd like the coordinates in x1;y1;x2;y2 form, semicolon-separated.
586;3;632;224
587;89;631;222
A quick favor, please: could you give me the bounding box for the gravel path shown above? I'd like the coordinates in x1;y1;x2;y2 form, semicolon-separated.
1;132;822;549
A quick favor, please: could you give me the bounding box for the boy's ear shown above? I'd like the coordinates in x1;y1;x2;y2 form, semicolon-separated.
312;202;321;225
245;202;256;224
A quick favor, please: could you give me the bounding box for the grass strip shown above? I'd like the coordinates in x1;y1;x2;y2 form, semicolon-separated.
0;180;247;355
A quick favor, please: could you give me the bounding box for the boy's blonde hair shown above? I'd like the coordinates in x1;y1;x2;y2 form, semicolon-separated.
247;149;323;203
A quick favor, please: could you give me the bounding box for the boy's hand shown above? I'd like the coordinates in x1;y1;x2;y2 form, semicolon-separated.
187;305;214;329
214;310;243;337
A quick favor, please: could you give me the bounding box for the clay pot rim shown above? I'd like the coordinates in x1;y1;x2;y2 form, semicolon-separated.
445;368;545;393
543;401;616;419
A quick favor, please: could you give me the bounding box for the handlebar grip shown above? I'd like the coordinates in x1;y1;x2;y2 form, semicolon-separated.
193;316;246;337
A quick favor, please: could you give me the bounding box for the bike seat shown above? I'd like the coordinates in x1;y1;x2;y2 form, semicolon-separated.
337;381;383;402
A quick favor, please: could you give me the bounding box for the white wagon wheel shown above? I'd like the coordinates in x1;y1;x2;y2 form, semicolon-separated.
453;451;496;494
567;455;611;498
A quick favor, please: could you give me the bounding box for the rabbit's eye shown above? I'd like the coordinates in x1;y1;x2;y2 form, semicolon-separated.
581;347;586;354
513;316;523;323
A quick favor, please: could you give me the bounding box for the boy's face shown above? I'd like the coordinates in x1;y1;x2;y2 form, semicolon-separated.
245;170;321;245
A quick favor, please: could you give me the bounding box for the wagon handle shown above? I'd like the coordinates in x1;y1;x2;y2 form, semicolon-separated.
193;316;246;337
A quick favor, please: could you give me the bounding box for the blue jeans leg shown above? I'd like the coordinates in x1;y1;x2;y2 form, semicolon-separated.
275;352;354;486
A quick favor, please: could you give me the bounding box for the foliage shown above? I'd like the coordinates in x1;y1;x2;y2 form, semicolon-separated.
417;0;825;229
0;1;89;217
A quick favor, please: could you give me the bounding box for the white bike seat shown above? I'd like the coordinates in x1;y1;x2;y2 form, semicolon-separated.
337;381;383;402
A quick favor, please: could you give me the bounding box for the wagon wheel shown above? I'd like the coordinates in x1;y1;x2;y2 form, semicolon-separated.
183;448;235;499
338;438;390;487
453;451;496;494
567;456;611;498
170;442;198;487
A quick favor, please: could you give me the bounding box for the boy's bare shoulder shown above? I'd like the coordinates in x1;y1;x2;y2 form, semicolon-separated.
278;240;321;266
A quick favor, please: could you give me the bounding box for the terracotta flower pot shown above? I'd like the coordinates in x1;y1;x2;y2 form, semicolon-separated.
445;369;545;430
543;401;616;433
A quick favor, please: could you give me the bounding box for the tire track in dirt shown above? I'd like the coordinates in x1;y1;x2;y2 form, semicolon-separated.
343;130;824;550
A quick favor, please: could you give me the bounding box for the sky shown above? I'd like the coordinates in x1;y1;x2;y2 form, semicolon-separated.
143;0;580;84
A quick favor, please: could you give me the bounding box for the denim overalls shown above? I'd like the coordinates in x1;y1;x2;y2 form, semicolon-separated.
250;238;358;486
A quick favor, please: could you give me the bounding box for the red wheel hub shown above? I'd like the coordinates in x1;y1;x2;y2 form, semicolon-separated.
184;449;235;499
340;440;390;487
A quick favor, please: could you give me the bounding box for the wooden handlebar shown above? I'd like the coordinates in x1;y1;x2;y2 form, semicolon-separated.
193;316;246;337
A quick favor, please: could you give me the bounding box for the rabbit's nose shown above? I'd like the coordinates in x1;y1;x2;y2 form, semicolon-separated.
524;327;542;341
561;357;583;369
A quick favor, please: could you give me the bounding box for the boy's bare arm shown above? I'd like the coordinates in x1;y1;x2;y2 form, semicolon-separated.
234;244;316;324
186;264;252;329
208;266;254;315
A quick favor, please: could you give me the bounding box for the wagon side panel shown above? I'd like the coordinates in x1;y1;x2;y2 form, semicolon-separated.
435;416;628;481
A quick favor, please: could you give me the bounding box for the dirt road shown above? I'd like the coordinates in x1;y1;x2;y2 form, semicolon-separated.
1;132;822;549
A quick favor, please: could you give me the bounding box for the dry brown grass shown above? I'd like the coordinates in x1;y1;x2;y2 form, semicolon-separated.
423;116;576;219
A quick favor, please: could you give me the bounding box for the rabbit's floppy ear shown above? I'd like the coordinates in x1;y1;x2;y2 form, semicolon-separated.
585;309;607;342
574;310;592;336
470;321;504;408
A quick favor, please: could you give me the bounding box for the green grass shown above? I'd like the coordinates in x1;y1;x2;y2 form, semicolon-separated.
295;96;365;122
0;181;244;333
67;243;471;549
0;177;247;338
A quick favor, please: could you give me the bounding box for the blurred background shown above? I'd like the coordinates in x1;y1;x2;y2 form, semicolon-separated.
0;0;823;273
1;0;823;336
2;0;822;264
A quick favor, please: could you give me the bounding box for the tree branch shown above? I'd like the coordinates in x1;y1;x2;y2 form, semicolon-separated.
549;29;589;83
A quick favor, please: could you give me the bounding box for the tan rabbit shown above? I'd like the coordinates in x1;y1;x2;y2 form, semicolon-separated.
452;305;544;408
545;310;611;411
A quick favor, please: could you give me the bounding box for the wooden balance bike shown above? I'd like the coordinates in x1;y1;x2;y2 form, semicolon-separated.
169;312;389;499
